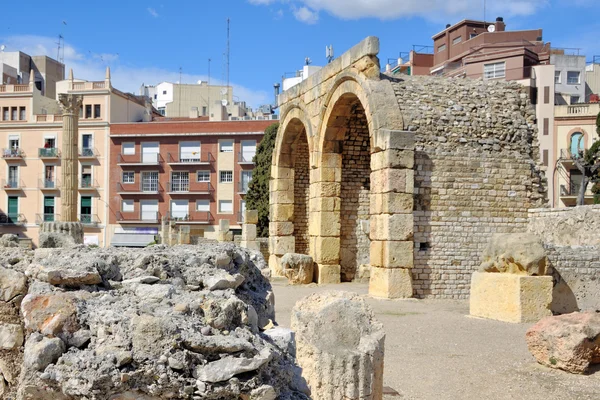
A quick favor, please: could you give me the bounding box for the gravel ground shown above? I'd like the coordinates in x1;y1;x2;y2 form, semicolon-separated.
271;279;600;400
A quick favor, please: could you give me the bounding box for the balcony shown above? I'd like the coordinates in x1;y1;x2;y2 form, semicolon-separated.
238;152;255;165
39;148;61;159
79;214;100;227
70;81;107;91
79;147;99;159
168;211;212;224
35;115;63;123
559;182;594;206
80;178;99;190
238;182;249;195
35;213;60;225
39;179;61;190
116;211;161;224
0;84;31;94
2;148;25;161
2;179;24;190
117;153;162;166
116;182;162;195
0;213;26;226
555;103;600;118
167;181;213;195
167;152;213;165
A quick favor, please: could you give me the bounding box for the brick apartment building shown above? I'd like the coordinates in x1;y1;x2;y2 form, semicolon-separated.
108;119;274;246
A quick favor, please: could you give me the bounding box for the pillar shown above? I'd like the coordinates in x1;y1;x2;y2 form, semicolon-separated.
268;165;295;276
368;130;415;298
58;93;83;222
240;210;260;251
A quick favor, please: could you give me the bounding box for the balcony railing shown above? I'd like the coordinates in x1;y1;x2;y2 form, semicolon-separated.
167;152;213;164
117;153;163;165
555;103;600;118
167;181;213;194
35;114;63;123
79;147;99;158
0;84;31;93
238;182;250;194
116;182;162;194
116;211;161;223
38;179;60;190
79;214;100;227
35;213;60;225
238;152;255;164
0;213;26;225
168;211;212;224
80;178;99;190
2;148;24;159
2;179;23;190
70;81;107;91
39;148;61;158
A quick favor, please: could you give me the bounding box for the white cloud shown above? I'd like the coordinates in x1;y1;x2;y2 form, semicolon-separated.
147;7;159;18
250;0;550;23
0;35;270;108
293;6;319;24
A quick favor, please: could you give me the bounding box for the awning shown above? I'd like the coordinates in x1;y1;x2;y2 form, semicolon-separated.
110;233;155;247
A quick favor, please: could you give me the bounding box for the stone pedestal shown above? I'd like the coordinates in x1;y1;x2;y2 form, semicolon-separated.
469;272;553;323
217;219;233;242
39;222;84;248
240;210;260;251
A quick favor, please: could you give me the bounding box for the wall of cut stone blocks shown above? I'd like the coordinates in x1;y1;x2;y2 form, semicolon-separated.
292;133;310;256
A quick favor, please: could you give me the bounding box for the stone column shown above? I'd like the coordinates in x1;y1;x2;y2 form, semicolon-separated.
240;210;260;251
368;130;415;299
268;165;295;276
58;93;83;222
217;219;233;242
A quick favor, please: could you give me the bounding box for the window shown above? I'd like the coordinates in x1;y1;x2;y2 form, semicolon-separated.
171;172;190;192
79;105;83;118
153;94;157;100
571;96;580;105
543;118;549;136
570;132;584;158
469;33;478;39
240;170;253;192
170;200;189;219
122;171;135;184
544;86;550;104
85;105;92;118
142;171;159;192
437;44;446;53
7;166;18;187
483;62;506;80
158;107;166;116
2;108;8;121
196;199;210;212
240;140;256;162
19;107;26;121
122;142;135;155
162;90;167;95
554;71;561;84
219;170;233;183
82;134;93;156
44;137;56;149
81;165;92;188
7;196;18;221
567;71;580;85
11;107;17;121
218;200;233;214
44;197;55;222
219;140;234;153
202;106;207;116
569;170;583;195
197;171;210;182
8;136;19;152
179;141;201;162
543;150;548;167
80;197;92;223
94;104;101;119
452;36;462;45
122;199;134;212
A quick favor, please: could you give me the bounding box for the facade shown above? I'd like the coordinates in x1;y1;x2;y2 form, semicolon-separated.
0;51;64;99
0;60;148;247
553;102;600;207
108;119;274;245
585;62;600;102
551;54;587;105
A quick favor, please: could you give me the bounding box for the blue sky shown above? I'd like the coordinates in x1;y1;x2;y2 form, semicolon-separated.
1;0;598;107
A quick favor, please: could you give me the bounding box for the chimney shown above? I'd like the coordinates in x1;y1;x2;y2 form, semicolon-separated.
495;17;506;32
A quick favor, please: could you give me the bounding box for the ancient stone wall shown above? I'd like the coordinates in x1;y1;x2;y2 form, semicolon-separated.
528;205;600;246
340;102;371;281
293;134;311;256
392;76;547;299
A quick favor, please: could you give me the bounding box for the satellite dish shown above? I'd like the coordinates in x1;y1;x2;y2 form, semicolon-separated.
221;99;229;107
0;45;5;51
221;88;228;95
487;25;496;33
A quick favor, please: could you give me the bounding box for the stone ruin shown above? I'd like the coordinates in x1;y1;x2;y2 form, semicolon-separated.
0;242;311;399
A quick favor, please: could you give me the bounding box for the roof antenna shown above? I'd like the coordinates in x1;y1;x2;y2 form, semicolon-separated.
326;45;334;64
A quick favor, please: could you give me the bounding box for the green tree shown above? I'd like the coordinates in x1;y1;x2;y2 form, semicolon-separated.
246;123;279;237
574;122;600;206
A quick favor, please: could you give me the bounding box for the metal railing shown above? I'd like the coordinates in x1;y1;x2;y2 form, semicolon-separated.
116;211;161;223
80;178;99;189
38;179;60;189
0;213;26;225
167;152;213;164
35;213;59;225
2;148;24;159
117;153;163;165
38;148;61;158
560;182;580;196
2;179;23;189
168;211;212;223
78;214;99;226
79;147;99;158
116;182;162;193
237;152;255;163
237;211;245;224
167;181;213;193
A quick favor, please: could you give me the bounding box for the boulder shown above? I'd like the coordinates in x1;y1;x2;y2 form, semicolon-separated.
479;233;547;275
23;333;66;371
0;323;24;350
281;253;314;285
526;311;600;374
0;234;19;248
291;291;385;400
0;267;27;302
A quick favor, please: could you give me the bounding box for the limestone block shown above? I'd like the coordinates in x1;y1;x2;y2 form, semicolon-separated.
370;169;414;195
271;166;294;180
269;178;292;192
281;253;314;285
314;237;340;265
269;236;295;256
370;149;414;171
309;197;341;213
479;233;547;276
370;241;413;268
270;204;294;222
242;224;257;241
309;212;341;237
321;153;342;169
310;167;341;183
369;267;413;299
316;264;341;284
218;219;230;233
268;255;283;277
269;222;294;236
370;214;414;242
373;129;414;152
469;272;552;323
270;190;294;204
244;210;259;225
370;192;413;215
0;323;24;350
291;291;384;399
240;241;260;252
310;182;341;199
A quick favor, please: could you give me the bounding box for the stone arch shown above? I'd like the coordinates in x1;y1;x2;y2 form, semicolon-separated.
269;105;313;275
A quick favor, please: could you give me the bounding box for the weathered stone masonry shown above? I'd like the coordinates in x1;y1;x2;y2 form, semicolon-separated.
293;132;310;256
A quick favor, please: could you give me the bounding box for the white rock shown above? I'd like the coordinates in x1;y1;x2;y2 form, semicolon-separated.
0;322;24;350
196;347;273;383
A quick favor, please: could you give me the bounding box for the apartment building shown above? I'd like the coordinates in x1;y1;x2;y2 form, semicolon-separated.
0;58;148;246
108;119;274;246
552;54;587;105
552;102;600;207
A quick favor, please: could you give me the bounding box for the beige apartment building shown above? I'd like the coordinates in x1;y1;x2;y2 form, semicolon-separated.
0;56;148;247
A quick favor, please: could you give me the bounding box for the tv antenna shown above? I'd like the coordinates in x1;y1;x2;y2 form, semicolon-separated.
305;57;312;66
326;45;334;64
226;18;230;100
56;34;65;64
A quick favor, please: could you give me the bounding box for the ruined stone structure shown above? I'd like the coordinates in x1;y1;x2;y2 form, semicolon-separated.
271;37;546;298
58;93;83;222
